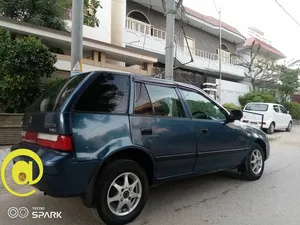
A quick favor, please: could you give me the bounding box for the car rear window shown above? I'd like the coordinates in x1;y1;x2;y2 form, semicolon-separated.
26;72;89;112
74;72;129;114
245;103;269;111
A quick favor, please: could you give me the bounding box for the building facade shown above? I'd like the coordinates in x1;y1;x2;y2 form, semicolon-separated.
0;0;286;105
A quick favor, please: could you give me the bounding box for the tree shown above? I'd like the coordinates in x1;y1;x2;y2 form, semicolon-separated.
0;29;57;113
0;0;67;31
278;66;300;103
63;0;102;27
236;40;279;91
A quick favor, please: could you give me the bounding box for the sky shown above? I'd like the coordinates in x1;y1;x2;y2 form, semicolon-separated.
183;0;300;61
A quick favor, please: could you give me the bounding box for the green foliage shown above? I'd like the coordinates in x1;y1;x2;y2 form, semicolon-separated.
223;103;241;112
0;0;67;30
0;29;56;113
64;0;101;27
284;102;300;120
278;66;300;103
239;91;276;108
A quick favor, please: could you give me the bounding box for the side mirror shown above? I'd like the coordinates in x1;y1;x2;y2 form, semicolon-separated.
229;109;243;121
287;111;289;114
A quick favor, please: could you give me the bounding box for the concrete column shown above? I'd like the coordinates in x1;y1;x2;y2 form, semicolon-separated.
100;52;106;67
147;63;154;76
92;51;99;66
111;0;126;66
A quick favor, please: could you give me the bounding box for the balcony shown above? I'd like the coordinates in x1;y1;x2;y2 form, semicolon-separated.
124;17;245;79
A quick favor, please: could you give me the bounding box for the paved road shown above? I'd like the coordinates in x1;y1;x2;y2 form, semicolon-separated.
1;127;300;225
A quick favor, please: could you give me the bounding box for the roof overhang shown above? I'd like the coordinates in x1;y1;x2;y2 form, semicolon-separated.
131;0;245;44
0;16;157;65
185;14;245;44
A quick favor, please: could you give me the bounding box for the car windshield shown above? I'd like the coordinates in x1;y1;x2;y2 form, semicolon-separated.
245;103;269;111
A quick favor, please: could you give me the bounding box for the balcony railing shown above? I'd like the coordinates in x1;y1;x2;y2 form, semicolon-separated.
125;17;240;66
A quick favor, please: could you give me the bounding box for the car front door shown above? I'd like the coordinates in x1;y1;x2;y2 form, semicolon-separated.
179;88;249;173
130;81;197;180
279;105;290;128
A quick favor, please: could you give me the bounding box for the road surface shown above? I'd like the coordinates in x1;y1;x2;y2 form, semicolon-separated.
1;127;300;225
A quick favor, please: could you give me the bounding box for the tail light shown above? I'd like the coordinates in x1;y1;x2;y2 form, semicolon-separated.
21;131;73;152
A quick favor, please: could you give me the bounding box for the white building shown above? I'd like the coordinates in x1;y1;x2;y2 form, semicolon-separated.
0;0;285;105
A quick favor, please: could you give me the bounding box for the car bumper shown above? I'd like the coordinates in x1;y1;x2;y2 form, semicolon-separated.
10;143;101;197
241;119;272;130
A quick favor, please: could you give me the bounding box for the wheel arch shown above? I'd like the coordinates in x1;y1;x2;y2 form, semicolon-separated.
254;138;267;160
82;146;155;208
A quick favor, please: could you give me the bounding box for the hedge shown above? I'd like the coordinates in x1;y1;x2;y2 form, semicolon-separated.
223;103;241;112
284;102;300;120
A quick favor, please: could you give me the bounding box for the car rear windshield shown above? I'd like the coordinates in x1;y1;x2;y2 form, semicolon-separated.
26;72;90;112
245;103;269;111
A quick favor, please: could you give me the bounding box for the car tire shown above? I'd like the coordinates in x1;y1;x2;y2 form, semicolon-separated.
267;122;275;134
93;159;149;225
286;121;292;132
241;144;265;181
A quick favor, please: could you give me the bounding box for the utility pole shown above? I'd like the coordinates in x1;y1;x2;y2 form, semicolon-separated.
71;0;84;76
218;9;222;103
164;0;176;80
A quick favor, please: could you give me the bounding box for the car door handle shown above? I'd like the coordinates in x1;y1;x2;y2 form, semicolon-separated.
200;129;209;135
141;127;152;135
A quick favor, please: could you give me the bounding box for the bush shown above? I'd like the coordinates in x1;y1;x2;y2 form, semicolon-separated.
284;102;300;120
0;29;57;113
223;103;241;112
239;91;275;108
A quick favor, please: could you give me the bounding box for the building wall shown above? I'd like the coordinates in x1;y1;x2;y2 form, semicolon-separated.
217;79;250;106
126;1;236;54
66;0;112;44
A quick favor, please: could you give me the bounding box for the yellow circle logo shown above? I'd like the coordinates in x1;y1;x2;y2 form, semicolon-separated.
0;149;44;197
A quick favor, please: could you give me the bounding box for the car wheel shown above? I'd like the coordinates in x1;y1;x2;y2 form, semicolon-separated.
241;144;265;181
93;159;149;225
267;122;275;134
286;121;292;132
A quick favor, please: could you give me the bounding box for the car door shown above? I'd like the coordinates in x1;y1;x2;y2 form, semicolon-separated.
272;105;281;127
130;81;197;179
179;88;249;173
279;105;290;128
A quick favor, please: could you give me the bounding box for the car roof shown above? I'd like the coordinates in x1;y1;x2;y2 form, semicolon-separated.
87;70;212;98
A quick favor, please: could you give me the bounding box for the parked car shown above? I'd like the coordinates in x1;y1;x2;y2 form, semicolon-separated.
11;71;270;225
241;102;293;134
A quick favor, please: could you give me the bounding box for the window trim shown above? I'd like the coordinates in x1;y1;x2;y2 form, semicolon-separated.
179;87;229;121
273;105;279;113
72;72;131;115
133;81;155;117
279;105;287;114
143;83;187;119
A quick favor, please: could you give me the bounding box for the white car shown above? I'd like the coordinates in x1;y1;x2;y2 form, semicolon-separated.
241;102;293;134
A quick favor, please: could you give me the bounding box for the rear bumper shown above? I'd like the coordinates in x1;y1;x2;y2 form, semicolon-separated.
10;143;101;197
241;119;272;130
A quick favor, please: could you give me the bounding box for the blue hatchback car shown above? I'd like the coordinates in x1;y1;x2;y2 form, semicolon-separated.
11;70;270;225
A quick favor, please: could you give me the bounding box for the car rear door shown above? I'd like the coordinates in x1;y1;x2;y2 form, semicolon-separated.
272;105;282;127
130;80;197;180
179;88;249;173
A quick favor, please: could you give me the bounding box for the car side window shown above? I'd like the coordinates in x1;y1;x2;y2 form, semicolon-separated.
146;84;185;118
181;89;227;121
273;105;279;113
134;82;153;115
279;105;287;114
74;73;129;113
